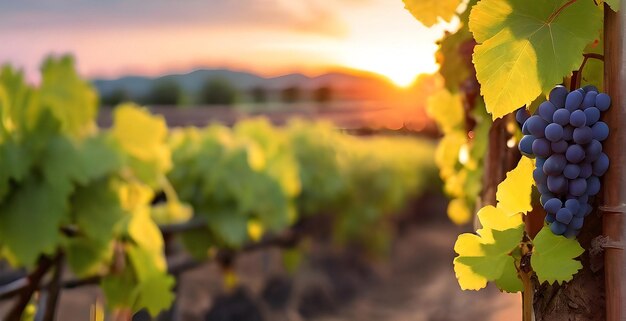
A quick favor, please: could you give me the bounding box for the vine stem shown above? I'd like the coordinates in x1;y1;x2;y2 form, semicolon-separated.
546;0;577;24
520;270;535;321
571;53;606;90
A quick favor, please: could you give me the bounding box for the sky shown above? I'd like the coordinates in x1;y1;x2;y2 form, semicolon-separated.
0;0;455;87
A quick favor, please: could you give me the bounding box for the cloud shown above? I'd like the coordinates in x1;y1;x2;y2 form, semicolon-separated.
0;0;348;37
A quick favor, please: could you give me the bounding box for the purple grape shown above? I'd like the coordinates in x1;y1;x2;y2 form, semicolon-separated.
584;107;600;125
550;221;567;235
578;194;589;205
553;109;571;126
570;216;584;230
582;91;598;109
569;178;587;196
584;203;593;216
526;115;548;137
592;153;609;176
519;135;535;156
543;198;562;214
585;140;602;162
596;93;611;111
556;208;573;224
587;176;601;195
537;183;550;195
569;110;586;127
540;192;554;206
573;126;593;144
536;157;546;168
591;122;609;141
566;144;585;163
548;175;568;194
543;154;567;175
516;107;530;126
579;163;592;178
565;90;583;111
522;121;530;135
564;228;580;238
564;199;580;214
544;123;563;142
583;85;599;93
545;213;556;223
551;140;568;154
538;101;556;122
533;167;547;184
563;126;574;141
549;85;568;108
563;164;580;179
532;138;551;158
575;204;587;217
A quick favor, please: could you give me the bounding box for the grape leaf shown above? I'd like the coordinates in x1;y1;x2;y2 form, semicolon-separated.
39;56;98;137
495;258;523;293
65;238;113;277
133;273;176;316
496;157;534;216
427;89;465;134
447;198;471;225
403;0;461;27
604;0;620;11
469;0;603;119
437;25;474;91
531;226;584;284
0;179;67;267
453;206;523;290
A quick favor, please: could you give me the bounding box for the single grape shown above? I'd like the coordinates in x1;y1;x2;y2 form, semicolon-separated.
573;126;593;144
551;140;568;154
532;138;551;158
570;216;584;230
591;121;609;141
519;135;535;156
543;198;562;214
536;157;546;168
549;85;569;108
596;93;611;111
578;194;589;205
540;193;554;206
556;208;573;224
565;90;583;111
583;85;599;93
575;204;587;217
587;176;601;195
569;110;586;127
569;178;587;196
552;109;571;126
592;153;609;176
537;101;556;122
565;144;585;163
579;163;592;178
564;227;580;238
537;183;550;195
543;154;566;175
522;121;530;135
516;107;530;126
527;115;548;137
544;123;563;142
584;203;593;216
533;167;547;184
564;199;580;214
585;140;602;162
584;107;600;125
550;221;567;235
563;164;581;179
547;175;568;194
545;213;556;223
582;90;598;109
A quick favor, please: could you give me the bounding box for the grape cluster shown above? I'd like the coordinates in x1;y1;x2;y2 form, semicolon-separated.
517;85;610;237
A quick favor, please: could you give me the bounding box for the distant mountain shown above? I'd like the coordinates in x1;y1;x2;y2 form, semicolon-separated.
91;68;397;102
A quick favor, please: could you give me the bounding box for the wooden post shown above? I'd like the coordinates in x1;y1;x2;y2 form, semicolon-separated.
602;3;626;321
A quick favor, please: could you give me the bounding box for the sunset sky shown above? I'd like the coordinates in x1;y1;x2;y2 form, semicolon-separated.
0;0;456;87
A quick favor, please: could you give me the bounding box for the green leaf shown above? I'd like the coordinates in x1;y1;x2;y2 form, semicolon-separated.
39;56;98;137
604;0;620;11
495;258;523;293
133;273;176;316
531;226;584;284
403;0;462;27
470;0;603;119
437;25;474;91
65;238;113;277
453;206;524;291
72;179;126;245
0;179;67;267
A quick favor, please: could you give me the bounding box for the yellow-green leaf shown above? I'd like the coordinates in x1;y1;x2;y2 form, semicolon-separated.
427;89;465;134
531;226;584;284
470;0;603;119
496;157;534;216
403;0;461;27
